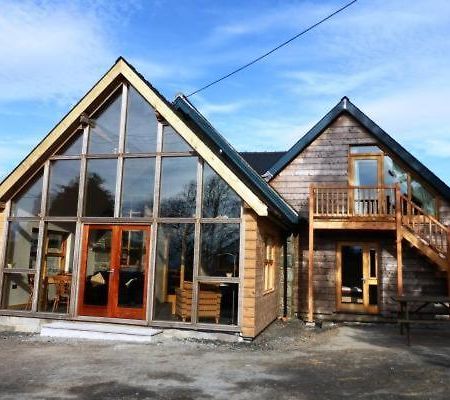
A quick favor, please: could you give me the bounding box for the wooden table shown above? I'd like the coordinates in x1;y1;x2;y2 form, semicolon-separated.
393;295;450;345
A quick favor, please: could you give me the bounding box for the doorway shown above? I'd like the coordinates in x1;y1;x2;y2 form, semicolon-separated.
77;225;150;320
336;242;379;314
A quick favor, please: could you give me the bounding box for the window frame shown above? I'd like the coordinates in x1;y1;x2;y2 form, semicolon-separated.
263;237;276;294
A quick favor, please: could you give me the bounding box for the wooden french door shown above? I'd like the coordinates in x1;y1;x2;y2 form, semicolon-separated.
336;243;379;314
78;225;150;320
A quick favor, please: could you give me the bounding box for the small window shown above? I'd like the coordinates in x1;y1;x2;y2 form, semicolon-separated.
350;145;382;154
263;238;275;292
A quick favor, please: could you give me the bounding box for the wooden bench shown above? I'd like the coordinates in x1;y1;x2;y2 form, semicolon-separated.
175;282;222;323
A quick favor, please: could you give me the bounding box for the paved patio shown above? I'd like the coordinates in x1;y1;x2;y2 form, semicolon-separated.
1;321;450;399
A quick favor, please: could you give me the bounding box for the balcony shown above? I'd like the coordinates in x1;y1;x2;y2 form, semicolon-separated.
310;185;397;230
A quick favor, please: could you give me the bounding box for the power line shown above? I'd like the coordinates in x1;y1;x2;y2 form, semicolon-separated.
186;0;358;97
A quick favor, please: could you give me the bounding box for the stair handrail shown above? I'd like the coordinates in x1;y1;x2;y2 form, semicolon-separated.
399;193;448;255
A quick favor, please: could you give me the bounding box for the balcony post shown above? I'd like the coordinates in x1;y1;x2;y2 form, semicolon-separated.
307;185;314;323
395;184;404;297
447;229;450;297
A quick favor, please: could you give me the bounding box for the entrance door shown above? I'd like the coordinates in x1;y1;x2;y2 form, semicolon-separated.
350;155;382;215
78;225;150;319
336;243;379;314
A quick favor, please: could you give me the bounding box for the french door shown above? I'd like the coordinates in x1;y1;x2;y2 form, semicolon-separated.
78;225;150;320
336;243;379;314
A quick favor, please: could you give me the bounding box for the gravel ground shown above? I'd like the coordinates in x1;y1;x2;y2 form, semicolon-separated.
1;320;450;399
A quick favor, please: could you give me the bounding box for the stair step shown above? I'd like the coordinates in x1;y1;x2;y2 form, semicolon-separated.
40;321;162;342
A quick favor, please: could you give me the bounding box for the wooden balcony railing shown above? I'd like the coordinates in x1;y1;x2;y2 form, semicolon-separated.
400;194;448;255
312;186;396;218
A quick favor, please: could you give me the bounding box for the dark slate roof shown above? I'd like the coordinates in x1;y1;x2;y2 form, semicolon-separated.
239;152;286;175
267;97;450;201
172;95;298;226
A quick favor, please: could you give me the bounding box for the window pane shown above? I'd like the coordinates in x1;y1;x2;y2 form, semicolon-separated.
203;163;241;218
38;222;76;313
47;160;80;216
84;159;117;217
11;171;43;217
350;145;382;154
197;282;238;325
200;223;240;277
5;221;40;270
1;273;35;310
384;156;407;194
57;131;83;156
411;179;436;215
88;91;122;154
159;157;197;218
153;223;194;321
162;125;193;152
120;158;155;218
125;87;157;153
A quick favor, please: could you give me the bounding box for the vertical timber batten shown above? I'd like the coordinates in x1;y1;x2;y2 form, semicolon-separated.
307;185;314;323
395;185;404;297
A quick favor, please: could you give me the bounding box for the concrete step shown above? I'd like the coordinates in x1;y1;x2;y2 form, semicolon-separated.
40;321;162;343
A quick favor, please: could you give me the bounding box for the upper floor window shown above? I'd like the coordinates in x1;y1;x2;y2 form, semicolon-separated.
350;145;382;154
11;171;43;218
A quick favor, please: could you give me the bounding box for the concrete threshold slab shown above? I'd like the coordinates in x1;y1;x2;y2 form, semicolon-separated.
40;321;162;343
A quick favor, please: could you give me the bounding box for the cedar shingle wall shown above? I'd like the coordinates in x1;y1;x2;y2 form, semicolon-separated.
242;208;282;338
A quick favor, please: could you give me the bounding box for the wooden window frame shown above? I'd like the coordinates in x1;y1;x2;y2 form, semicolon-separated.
263;237;275;294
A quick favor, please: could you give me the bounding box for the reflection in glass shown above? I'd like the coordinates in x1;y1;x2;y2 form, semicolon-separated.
1;273;35;310
125;87;158;153
159;157;197;217
350;145;382;154
38;222;76;313
5;221;39;270
118;229;148;308
154;224;194;321
197;282;238;325
384;156;407;194
57;131;83;156
411;179;436;215
88;91;122;154
84;159;117;217
120;158;155;217
200;224;240;277
202;163;241;218
340;246;363;304
11;171;43;217
83;229;112;307
162;125;193;152
353;159;378;214
47;160;80;216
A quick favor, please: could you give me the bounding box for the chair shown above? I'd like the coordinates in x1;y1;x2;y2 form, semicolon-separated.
49;275;71;313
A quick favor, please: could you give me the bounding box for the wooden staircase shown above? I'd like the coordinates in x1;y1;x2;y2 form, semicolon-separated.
400;194;449;272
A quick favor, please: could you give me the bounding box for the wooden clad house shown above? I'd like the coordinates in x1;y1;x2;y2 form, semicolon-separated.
0;58;449;338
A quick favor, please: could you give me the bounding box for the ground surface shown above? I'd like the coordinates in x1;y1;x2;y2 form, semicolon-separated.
1;321;450;399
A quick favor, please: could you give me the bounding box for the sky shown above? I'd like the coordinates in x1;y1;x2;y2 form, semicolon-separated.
1;0;450;183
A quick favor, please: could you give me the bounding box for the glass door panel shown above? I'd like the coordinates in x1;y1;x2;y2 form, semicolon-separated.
340;245;363;306
79;227;113;317
116;228;149;319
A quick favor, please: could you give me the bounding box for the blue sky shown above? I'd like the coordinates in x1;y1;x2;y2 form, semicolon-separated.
1;0;450;183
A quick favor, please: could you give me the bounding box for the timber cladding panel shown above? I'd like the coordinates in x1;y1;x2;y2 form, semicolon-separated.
270;114;377;219
242;207;283;338
298;231;447;319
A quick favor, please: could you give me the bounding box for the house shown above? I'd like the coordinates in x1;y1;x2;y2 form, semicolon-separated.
0;58;448;339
